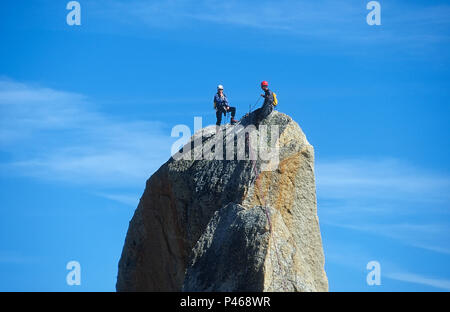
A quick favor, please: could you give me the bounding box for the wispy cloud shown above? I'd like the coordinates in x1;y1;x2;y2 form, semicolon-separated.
325;221;450;255
316;158;450;255
94;0;450;45
0;78;94;143
102;0;356;32
386;272;450;291
316;158;450;206
0;78;173;198
94;192;140;207
325;243;450;291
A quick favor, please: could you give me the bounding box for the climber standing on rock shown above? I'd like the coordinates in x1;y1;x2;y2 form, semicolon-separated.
214;84;237;126
254;81;277;126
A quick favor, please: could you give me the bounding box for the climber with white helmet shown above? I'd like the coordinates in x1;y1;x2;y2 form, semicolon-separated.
214;84;237;126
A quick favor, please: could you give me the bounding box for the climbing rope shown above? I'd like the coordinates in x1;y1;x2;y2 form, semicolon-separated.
250;96;262;114
247;116;287;291
219;96;287;290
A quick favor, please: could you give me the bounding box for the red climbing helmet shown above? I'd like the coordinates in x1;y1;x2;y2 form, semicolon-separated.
261;81;269;87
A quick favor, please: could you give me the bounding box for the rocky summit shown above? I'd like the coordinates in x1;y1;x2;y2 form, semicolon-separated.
116;110;328;292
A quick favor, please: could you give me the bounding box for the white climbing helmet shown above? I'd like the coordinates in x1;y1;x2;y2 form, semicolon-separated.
217;84;224;90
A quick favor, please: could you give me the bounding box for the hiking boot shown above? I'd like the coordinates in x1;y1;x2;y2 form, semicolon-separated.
230;118;237;125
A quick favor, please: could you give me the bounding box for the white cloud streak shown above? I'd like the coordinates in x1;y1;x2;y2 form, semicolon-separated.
325;243;450;291
324;221;450;255
94;192;140;207
0;78;173;192
316;158;450;205
386;272;450;291
316;158;450;255
94;0;450;45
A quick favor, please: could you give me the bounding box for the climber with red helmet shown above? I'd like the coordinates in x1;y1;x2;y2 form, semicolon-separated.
254;80;276;126
214;84;237;126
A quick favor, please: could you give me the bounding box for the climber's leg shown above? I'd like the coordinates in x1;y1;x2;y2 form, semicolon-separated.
229;106;236;119
216;109;222;126
229;106;237;124
261;102;273;119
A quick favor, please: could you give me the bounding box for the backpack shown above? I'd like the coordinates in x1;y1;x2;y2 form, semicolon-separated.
272;92;278;106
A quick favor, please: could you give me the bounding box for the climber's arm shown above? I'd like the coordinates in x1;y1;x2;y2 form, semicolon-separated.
213;94;218;110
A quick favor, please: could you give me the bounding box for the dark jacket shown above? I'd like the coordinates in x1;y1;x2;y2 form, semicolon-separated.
261;88;274;117
262;88;274;107
214;93;228;113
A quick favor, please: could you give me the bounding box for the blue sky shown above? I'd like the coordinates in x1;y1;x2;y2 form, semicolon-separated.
0;0;449;291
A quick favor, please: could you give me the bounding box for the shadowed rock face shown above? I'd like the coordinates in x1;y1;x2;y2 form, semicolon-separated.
116;110;328;292
183;204;270;292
